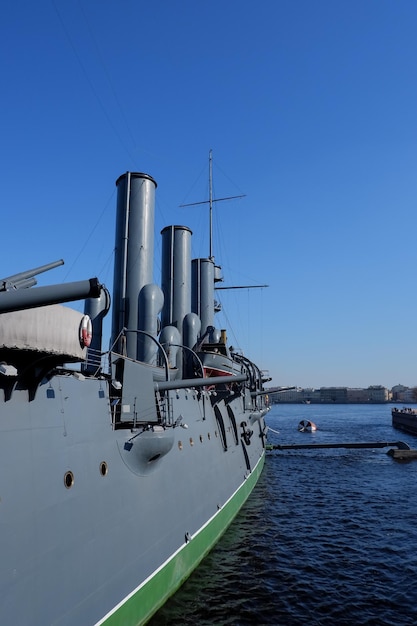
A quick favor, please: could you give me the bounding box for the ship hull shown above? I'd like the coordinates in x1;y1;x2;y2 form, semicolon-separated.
99;453;264;626
0;374;266;626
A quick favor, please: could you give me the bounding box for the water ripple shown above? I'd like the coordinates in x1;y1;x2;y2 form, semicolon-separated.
150;405;417;625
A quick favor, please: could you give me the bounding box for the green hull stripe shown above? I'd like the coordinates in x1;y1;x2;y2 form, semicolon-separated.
98;453;265;626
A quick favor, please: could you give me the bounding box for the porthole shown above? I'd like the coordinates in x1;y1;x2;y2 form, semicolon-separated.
178;441;183;450
189;438;194;446
208;432;211;440
64;471;74;489
199;435;203;443
215;431;218;438
99;461;108;476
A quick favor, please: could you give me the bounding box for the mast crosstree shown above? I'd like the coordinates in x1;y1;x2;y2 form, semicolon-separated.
179;149;245;260
180;150;268;291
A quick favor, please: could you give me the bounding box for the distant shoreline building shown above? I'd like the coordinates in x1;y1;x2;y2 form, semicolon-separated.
267;384;410;404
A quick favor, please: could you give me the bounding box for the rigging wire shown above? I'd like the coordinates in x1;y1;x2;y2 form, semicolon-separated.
62;187;117;282
51;2;192;287
76;0;139;156
52;0;137;165
211;158;246;198
51;1;139;285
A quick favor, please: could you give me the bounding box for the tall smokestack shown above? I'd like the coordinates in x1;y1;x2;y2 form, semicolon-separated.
191;258;215;336
111;172;157;358
160;225;192;336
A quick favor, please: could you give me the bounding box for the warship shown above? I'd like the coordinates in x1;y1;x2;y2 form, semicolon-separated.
0;167;269;625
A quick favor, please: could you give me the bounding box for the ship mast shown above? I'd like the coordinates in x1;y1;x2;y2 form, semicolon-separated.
209;149;214;260
181;152;268;292
180;149;245;261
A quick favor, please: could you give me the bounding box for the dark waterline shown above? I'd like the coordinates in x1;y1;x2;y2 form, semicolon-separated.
150;404;417;625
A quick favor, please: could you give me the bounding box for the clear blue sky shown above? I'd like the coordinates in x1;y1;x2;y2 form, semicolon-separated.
1;0;417;389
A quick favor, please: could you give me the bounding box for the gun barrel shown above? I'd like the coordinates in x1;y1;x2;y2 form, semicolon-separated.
154;373;247;392
0;259;64;290
0;278;102;313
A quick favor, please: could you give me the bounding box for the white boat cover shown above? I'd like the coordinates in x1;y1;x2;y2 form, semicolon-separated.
0;304;87;359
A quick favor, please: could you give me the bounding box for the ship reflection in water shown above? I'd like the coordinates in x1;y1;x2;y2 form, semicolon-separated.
151;404;417;625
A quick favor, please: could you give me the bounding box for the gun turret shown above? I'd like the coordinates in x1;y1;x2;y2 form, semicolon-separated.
0;259;65;291
0;278;102;314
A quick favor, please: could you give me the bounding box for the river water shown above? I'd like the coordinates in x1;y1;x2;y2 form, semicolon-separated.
150;404;417;625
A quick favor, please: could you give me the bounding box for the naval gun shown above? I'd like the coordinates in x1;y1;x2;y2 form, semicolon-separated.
1;259;65;291
0;260;103;314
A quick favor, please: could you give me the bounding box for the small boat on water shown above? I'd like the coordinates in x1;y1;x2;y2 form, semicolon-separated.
392;407;417;435
298;419;317;432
